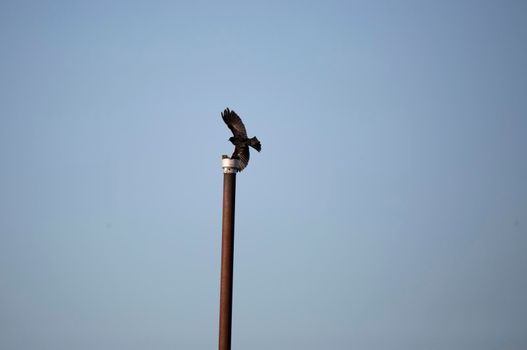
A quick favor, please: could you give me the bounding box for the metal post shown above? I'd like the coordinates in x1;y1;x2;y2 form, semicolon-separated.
219;156;240;350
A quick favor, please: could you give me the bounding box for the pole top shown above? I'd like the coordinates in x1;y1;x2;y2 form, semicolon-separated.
222;155;240;174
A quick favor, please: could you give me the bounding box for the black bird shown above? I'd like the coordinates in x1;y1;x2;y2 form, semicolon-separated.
222;108;261;171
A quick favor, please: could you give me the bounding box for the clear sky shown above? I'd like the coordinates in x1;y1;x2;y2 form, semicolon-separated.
1;1;526;349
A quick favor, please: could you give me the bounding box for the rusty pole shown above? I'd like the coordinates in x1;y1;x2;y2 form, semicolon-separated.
218;156;240;350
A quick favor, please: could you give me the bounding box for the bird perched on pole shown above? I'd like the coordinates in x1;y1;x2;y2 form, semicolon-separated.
222;108;261;171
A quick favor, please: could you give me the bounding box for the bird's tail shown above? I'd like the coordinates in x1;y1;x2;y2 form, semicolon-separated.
249;137;261;152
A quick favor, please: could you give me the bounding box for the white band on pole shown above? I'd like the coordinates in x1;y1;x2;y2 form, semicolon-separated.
222;156;240;174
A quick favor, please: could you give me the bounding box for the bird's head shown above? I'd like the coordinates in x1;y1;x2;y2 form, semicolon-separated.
228;136;235;143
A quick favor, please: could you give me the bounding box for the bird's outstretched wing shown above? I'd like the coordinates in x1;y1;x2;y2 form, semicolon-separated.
233;145;250;171
222;108;247;138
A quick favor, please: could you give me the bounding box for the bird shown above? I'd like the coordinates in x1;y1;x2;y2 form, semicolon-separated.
221;108;261;171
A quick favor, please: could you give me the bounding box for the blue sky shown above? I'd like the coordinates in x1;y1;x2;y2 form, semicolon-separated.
1;1;526;349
